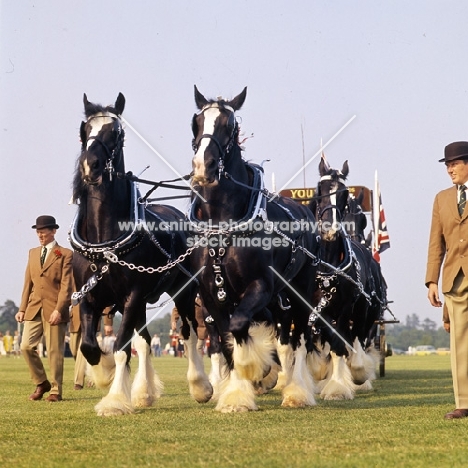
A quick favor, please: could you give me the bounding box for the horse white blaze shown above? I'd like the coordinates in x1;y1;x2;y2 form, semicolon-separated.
331;182;338;231
193;106;220;182
86;112;115;150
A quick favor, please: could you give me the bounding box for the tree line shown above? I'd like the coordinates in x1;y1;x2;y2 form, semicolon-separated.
386;313;450;351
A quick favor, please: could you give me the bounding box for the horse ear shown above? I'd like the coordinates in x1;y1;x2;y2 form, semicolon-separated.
83;93;95;118
341;160;349;179
79;121;87;148
194;85;208;110
115;93;125;115
319;157;328;176
228;87;247;111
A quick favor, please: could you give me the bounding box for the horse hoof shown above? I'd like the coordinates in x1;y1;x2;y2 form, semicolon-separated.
217;404;254;413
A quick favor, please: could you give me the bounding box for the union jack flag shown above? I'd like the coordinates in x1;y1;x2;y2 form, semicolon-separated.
372;171;390;262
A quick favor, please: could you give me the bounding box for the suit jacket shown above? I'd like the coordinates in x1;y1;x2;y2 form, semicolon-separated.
19;243;73;322
426;186;468;293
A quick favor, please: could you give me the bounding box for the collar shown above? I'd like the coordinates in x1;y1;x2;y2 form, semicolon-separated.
43;240;57;250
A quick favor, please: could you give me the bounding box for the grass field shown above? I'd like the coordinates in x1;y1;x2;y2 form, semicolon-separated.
0;354;467;468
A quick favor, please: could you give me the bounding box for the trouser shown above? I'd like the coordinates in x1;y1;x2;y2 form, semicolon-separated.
444;270;468;408
21;311;67;396
69;331;86;387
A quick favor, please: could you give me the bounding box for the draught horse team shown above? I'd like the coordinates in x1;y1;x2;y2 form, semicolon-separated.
69;89;386;415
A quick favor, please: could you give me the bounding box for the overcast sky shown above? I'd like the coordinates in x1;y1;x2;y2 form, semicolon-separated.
2;1;468;323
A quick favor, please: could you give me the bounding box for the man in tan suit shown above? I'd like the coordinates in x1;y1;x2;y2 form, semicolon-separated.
426;141;468;419
16;215;73;402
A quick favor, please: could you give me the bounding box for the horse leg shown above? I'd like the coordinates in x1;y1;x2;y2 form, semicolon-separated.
346;337;378;391
131;334;163;408
275;340;293;391
129;312;163;407
320;351;355;400
183;321;214;403
79;299;116;389
174;291;213;404
281;334;316;407
94;298;140;416
215;367;257;413
307;340;332;392
95;350;134;416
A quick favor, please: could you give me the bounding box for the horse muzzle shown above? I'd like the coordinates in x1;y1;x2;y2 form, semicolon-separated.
83;175;102;186
191;174;217;187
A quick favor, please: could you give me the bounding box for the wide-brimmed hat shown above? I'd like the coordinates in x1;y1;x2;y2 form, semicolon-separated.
439;141;468;163
32;215;59;230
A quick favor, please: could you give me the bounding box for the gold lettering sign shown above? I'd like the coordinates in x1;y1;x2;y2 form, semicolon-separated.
279;186;372;212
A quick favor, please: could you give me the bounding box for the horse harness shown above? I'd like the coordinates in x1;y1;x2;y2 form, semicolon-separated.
84;112;124;182
70;181;194;306
189;163;320;304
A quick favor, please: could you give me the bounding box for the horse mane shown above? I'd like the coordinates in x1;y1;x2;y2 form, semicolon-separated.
83;101;121;119
72;156;85;203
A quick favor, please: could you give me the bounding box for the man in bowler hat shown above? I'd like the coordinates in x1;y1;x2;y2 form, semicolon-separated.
426;141;468;419
16;215;73;401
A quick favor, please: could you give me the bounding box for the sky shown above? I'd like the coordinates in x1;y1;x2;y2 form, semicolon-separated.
2;0;468;324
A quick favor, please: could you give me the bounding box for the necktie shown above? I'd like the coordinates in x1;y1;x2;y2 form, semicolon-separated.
40;247;47;267
459;185;467;216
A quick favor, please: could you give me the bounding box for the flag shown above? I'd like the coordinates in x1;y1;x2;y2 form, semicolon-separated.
372;171;390;262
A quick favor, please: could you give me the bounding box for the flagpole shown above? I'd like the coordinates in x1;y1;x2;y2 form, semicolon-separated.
373;170;379;255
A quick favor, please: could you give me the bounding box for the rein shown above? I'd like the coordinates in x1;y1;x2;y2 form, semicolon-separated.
114;172;192;204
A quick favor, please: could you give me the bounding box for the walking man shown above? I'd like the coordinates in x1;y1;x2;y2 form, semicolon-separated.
426;142;468;419
16;215;73;402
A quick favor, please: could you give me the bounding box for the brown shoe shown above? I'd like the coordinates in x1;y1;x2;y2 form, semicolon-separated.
45;394;63;402
444;408;468;419
74;384;83;390
29;380;51;401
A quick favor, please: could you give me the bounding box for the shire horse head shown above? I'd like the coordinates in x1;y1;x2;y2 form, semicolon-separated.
73;93;126;199
191;86;247;186
314;158;349;242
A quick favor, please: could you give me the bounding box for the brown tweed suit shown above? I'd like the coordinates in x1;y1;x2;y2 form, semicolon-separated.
19;243;73;396
426;186;468;408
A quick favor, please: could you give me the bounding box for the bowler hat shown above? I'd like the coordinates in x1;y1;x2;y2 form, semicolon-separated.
439;141;468;163
32;215;59;230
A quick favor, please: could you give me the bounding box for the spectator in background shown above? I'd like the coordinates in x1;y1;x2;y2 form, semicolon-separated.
151;333;161;357
13;330;21;357
3;330;13;356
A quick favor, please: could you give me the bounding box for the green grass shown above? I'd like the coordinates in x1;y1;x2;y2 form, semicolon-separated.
0;354;466;468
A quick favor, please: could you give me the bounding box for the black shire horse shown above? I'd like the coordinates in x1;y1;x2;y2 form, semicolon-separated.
70;93;212;415
189;86;320;412
344;191;388;346
309;158;378;400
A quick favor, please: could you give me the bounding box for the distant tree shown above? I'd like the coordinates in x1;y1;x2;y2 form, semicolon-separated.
421;318;437;332
405;313;420;329
387;321;449;351
0;300;19;332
